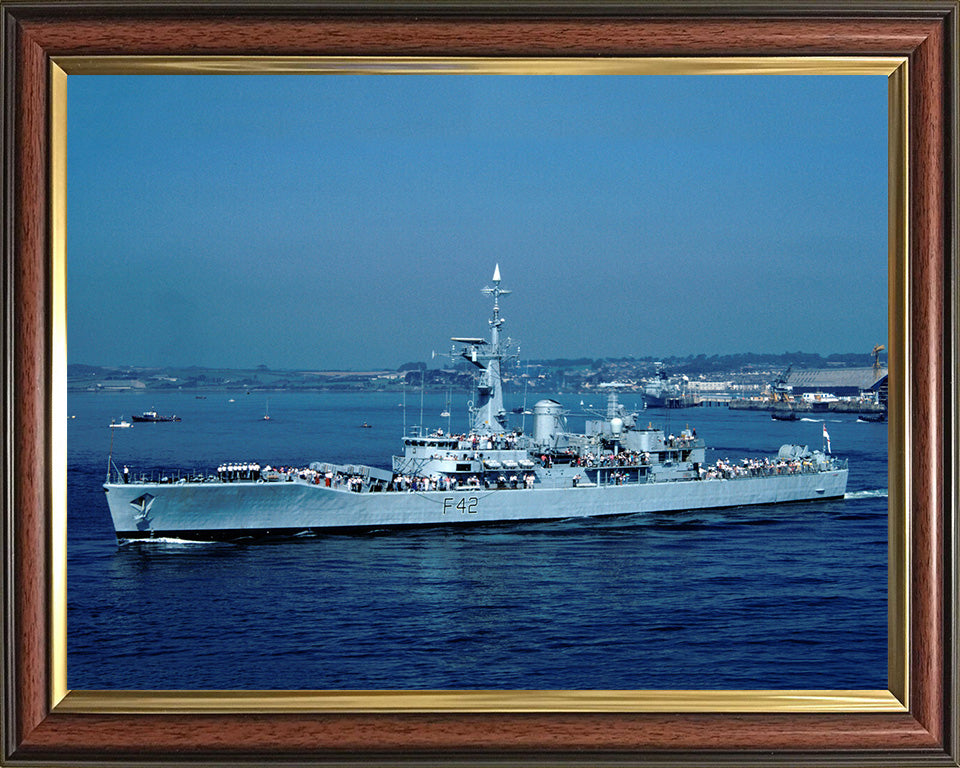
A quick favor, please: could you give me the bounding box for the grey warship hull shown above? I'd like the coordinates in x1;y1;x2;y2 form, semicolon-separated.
103;265;848;541
104;468;847;540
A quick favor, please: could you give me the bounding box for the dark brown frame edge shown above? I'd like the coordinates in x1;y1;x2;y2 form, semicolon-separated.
1;2;957;766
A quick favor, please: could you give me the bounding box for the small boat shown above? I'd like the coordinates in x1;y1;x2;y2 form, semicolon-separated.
109;418;132;429
131;410;181;423
858;411;887;423
263;400;271;421
359;422;373;429
771;410;800;422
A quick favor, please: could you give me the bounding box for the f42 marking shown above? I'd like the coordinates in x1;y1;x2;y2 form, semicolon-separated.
442;497;479;514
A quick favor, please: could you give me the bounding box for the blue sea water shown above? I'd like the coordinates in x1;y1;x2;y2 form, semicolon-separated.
67;391;888;690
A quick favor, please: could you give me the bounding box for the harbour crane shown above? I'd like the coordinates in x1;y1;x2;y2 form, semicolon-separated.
771;365;793;402
872;344;886;379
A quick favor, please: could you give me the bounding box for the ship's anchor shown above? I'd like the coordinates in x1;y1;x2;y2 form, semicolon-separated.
129;493;155;532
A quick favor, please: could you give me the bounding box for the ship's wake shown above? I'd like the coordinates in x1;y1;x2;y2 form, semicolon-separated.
119;537;229;546
844;489;888;499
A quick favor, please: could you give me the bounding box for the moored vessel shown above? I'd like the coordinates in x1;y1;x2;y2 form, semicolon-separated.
131;410;181;423
642;363;692;408
103;266;848;541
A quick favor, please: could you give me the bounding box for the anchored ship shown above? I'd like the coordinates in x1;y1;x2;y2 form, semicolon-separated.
131;410;181;423
642;363;693;408
103;266;848;541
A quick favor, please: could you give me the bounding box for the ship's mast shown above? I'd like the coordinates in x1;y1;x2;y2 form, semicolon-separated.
452;264;511;435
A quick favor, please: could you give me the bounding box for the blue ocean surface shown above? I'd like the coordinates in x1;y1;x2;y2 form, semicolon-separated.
67;391;888;690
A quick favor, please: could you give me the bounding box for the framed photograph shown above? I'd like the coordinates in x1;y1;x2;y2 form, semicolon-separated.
2;2;957;766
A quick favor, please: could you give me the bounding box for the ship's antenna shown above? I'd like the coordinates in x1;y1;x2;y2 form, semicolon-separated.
419;368;425;437
521;361;529;434
107;425;114;482
444;388;453;435
481;262;512;352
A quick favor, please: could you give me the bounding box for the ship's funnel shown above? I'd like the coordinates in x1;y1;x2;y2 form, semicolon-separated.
533;399;563;445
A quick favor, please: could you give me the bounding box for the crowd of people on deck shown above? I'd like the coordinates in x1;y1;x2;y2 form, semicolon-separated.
566;450;652;468
216;463;262;482
418;430;527;462
122;420;819;494
665;431;697;447
701;456;813;480
386;472;538;492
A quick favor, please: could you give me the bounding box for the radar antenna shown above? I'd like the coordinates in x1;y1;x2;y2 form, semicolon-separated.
449;264;516;434
481;262;512;341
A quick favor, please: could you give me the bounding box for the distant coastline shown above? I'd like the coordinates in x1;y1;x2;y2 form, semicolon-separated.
69;351;887;396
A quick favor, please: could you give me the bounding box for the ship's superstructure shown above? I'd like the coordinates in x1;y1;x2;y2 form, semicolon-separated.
103;266;848;541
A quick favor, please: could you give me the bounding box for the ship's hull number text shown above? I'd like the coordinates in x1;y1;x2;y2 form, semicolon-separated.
443;497;478;514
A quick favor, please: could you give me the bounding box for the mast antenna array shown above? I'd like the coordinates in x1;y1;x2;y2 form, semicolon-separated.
481;263;512;334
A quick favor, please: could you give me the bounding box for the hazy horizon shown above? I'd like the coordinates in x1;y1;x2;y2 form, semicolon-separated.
69;348;886;373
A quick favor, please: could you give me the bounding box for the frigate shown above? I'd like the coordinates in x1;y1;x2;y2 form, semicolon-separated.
641;362;687;408
103;266;848;541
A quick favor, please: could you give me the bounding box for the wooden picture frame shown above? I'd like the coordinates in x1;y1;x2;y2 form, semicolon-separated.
2;2;957;765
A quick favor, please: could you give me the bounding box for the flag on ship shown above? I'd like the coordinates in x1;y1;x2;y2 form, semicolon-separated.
823;423;831;454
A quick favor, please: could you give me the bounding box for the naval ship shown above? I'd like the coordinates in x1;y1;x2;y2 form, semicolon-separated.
642;363;691;409
103;266;848;541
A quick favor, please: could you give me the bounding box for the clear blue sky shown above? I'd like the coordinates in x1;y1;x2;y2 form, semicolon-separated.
68;74;887;370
